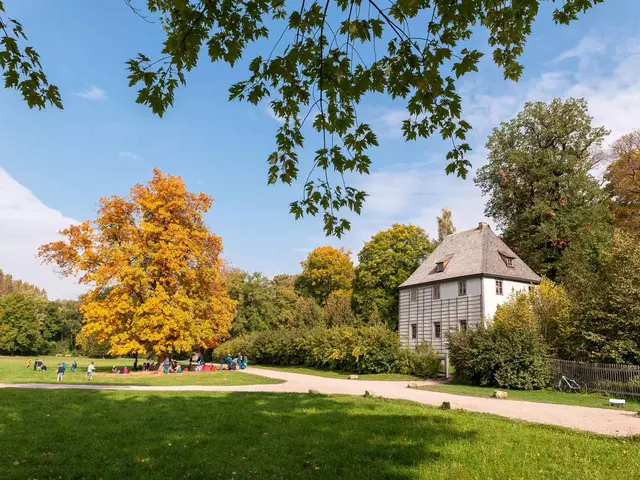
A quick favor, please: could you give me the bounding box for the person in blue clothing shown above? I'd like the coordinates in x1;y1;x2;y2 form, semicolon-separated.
163;357;170;375
56;363;65;382
70;360;77;373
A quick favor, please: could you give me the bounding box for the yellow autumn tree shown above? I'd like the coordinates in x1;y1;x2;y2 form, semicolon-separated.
38;169;235;360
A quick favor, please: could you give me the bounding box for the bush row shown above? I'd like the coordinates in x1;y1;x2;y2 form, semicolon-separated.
214;326;441;377
448;324;551;390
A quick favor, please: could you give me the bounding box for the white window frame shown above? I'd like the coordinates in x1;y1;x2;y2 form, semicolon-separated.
411;324;417;339
496;280;503;295
458;280;467;296
434;322;442;339
410;289;417;302
436;262;444;272
433;284;440;299
459;320;467;331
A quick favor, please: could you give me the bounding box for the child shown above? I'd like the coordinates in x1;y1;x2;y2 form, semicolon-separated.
56;363;65;382
26;359;32;369
123;367;129;374
71;360;77;373
86;362;95;381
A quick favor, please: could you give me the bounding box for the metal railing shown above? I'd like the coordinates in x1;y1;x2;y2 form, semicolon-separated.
551;359;640;397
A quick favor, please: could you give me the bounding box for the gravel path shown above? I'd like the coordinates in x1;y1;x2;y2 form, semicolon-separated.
2;367;638;436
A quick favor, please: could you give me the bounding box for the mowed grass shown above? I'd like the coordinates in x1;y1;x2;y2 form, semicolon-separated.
253;364;423;381
0;356;282;386
1;390;639;480
418;381;640;410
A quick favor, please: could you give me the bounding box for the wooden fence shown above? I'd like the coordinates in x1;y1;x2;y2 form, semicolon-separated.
551;359;640;397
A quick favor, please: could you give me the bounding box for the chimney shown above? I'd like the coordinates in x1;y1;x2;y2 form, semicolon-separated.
477;222;490;230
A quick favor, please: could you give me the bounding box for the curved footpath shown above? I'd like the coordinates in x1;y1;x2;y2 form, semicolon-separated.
2;367;639;437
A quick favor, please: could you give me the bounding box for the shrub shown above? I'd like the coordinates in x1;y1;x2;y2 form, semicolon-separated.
448;324;550;390
215;326;440;377
398;343;442;378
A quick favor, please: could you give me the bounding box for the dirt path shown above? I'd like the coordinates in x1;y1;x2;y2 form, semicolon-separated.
2;367;638;436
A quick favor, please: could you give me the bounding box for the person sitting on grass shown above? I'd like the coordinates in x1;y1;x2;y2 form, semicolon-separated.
112;366;118;374
175;364;182;373
123;367;129;374
239;357;248;370
41;363;47;372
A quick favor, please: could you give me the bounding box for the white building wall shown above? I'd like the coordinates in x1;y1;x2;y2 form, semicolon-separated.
482;277;533;321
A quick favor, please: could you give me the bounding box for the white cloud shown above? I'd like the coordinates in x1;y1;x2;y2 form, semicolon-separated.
357;166;429;216
0;168;86;300
553;36;606;70
266;104;285;123
73;85;107;101
118;151;142;160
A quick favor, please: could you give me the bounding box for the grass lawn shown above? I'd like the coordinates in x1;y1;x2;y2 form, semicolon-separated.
1;390;639;479
253;364;423;381
418;381;640;410
0;356;282;387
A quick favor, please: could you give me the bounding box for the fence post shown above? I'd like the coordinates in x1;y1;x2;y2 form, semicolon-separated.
445;352;450;380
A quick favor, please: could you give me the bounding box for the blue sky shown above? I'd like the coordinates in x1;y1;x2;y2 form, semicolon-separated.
1;1;639;299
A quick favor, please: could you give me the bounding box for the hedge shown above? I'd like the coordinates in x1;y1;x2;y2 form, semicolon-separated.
448;324;551;390
215;326;441;377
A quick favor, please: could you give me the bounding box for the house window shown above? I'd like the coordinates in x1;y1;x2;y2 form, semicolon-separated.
460;320;467;331
433;284;440;299
411;324;417;339
528;286;534;293
506;257;514;267
410;289;417;302
434;322;442;339
436;261;444;273
496;280;503;295
458;280;467;296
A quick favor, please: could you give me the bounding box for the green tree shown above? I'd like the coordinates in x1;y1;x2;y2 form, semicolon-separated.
474;98;611;280
0;292;49;355
562;231;640;364
226;269;298;336
606;129;640;238
324;291;358;327
353;224;433;329
44;300;83;352
435;208;456;244
1;1;606;236
295;246;354;305
0;268;46;297
492;278;572;356
292;296;325;328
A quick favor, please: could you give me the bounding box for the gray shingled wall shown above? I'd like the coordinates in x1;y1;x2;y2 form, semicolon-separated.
399;282;482;355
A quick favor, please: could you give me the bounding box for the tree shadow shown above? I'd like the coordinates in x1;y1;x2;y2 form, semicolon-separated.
0;390;479;480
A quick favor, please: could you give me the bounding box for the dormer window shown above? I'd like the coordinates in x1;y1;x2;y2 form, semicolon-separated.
506;257;514;267
436;262;444;272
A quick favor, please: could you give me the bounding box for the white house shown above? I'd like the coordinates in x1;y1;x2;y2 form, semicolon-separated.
398;222;540;354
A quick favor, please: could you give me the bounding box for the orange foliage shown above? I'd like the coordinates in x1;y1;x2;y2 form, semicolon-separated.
38;169;236;357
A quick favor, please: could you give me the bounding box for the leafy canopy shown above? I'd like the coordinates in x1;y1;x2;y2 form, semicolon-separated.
295;246;354;305
474;98;611;280
353;223;432;329
435;207;455;244
38;169;236;357
606;129;640;238
1;0;605;235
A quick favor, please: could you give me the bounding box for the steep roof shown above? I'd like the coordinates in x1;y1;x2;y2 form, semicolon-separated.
399;222;541;288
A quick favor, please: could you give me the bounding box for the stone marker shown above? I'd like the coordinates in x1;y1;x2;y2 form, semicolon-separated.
492;390;508;399
440;401;463;410
308;389;321;394
348;375;359;380
364;390;381;398
407;383;418;388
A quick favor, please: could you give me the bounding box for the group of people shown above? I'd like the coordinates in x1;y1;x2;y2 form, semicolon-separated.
27;358;79;375
219;353;248;371
52;361;94;382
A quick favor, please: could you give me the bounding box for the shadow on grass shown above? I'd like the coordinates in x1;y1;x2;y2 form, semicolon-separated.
0;390;477;480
